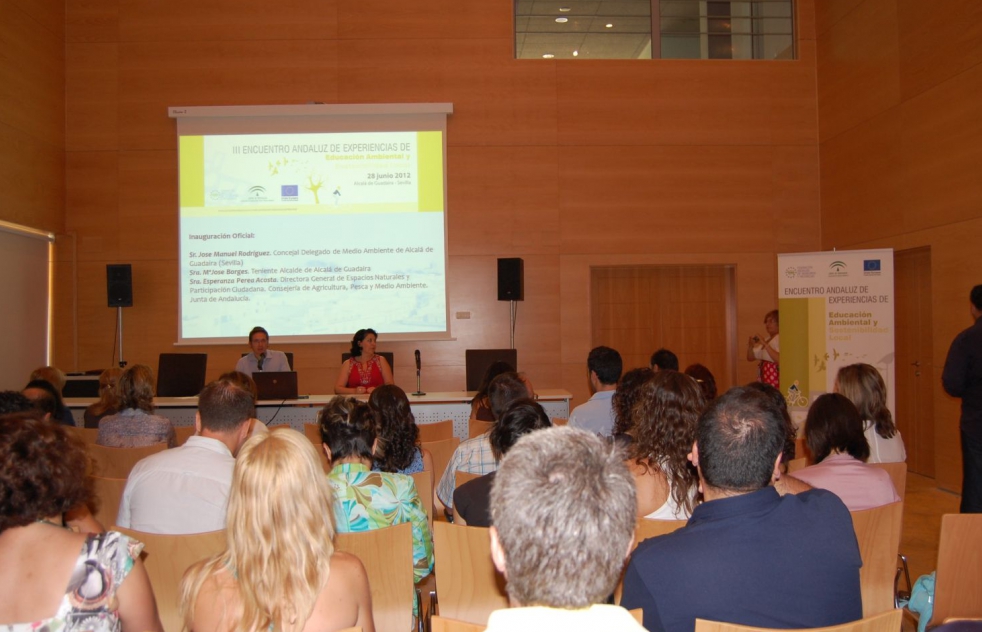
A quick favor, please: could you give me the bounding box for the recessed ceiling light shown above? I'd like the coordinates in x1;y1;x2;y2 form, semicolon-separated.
555;17;568;23
559;6;571;11
542;53;555;58
573;50;579;56
606;23;613;28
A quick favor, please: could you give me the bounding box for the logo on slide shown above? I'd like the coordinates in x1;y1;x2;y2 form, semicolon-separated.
281;185;299;202
244;185;271;203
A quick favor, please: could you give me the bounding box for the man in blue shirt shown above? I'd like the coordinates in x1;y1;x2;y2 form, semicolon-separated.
621;386;863;632
234;326;290;376
568;346;622;437
942;284;982;513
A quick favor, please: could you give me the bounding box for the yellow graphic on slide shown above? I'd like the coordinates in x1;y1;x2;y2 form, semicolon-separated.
305;175;325;205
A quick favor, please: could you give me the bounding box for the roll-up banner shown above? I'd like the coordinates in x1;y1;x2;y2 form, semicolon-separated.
777;249;895;427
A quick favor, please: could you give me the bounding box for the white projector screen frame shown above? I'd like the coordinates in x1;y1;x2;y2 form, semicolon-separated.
170;103;453;345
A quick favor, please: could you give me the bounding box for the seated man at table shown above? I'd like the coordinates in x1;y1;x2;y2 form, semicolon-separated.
568;345;621;437
484;426;646;631
436;372;529;517
234;326;290;376
621;386;863;632
117;378;254;534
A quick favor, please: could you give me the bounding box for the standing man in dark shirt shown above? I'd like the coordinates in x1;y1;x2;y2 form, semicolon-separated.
942;284;982;513
621;386;863;632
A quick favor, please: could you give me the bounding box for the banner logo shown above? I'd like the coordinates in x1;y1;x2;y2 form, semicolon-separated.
828;261;848;278
863;259;881;276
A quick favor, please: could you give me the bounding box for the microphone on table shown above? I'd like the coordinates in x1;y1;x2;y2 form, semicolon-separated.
413;349;425;396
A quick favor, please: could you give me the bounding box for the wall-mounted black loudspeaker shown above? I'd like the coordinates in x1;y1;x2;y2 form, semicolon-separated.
497;258;524;301
107;264;133;307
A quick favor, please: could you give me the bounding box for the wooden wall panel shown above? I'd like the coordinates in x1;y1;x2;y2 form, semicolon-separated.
558;145;820;255
897;0;982;101
771;146;823;254
339;0;509;40
820;107;905;247
447;145;559;256
901;62;982;232
119;0;338;42
816;0;900;143
338;40;558;147
117;41;341;150
66;151;120;260
9;0;64;41
66;44;119;151
556;60;817;147
0;2;65;149
0;124;65;232
117;151;178;261
67;0;118;43
814;0;866;36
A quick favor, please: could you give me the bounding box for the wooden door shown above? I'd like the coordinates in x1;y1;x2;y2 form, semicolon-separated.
894;247;934;476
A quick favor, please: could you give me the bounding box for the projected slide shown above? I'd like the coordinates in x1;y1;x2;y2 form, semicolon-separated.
178;130;447;342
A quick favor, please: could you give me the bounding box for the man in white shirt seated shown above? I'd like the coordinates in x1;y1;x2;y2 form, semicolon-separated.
568;346;622;437
116;378;254;534
234;326;290;376
484;427;646;631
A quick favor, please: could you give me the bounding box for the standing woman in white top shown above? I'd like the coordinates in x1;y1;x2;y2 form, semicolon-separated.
835;363;906;463
747;309;780;388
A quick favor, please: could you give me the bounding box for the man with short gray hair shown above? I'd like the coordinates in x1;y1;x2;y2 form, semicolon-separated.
485;427;646;630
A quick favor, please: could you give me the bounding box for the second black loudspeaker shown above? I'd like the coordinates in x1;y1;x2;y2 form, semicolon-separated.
106;264;133;307
497;258;524;301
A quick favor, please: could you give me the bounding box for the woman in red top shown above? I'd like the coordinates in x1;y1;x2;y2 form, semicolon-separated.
335;328;394;395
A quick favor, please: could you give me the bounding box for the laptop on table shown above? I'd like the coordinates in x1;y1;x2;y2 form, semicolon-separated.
253;371;299;400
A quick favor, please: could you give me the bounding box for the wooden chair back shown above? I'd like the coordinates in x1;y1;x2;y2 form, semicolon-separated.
267;423;289;431
431;615;485;632
87;442;168;478
68;426;100;445
786;457;808;473
89;475;127;530
411;470;434;525
551;417;568;426
850;501;904;617
419;419;454;442
114;527;227;632
432;522;508;624
335;521;414;632
468;418;494;439
694;608;902;632
931;513;982;625
173;425;195;446
422;437;461;487
869;462;907;499
633;517;687;549
455;470;482;488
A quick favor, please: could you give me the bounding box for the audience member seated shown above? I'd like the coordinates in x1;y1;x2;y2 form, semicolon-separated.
611;367;654;448
568;346;622;437
30;366;76;426
627;371;705;520
793;393;900;510
180;429;374;632
321;397;433;593
621;386;863;632
0;390;33;415
84;368;122;429
369;384;434;475
454;399;552;527
97;364;176;448
836;363;906;463
23;379;74;427
484;426;646;631
744;382;806;496
0;412;163;631
684;363;718;401
650;348;679;372
470;361;516;421
218;371;268;438
334;328;394;395
117;379;254;534
233;325;290;377
437;372;530;516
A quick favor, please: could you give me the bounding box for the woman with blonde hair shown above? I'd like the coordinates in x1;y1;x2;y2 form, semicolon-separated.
835;363;906;463
180;429;374;632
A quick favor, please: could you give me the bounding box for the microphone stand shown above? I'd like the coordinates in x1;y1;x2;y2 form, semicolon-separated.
413;352;426;396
